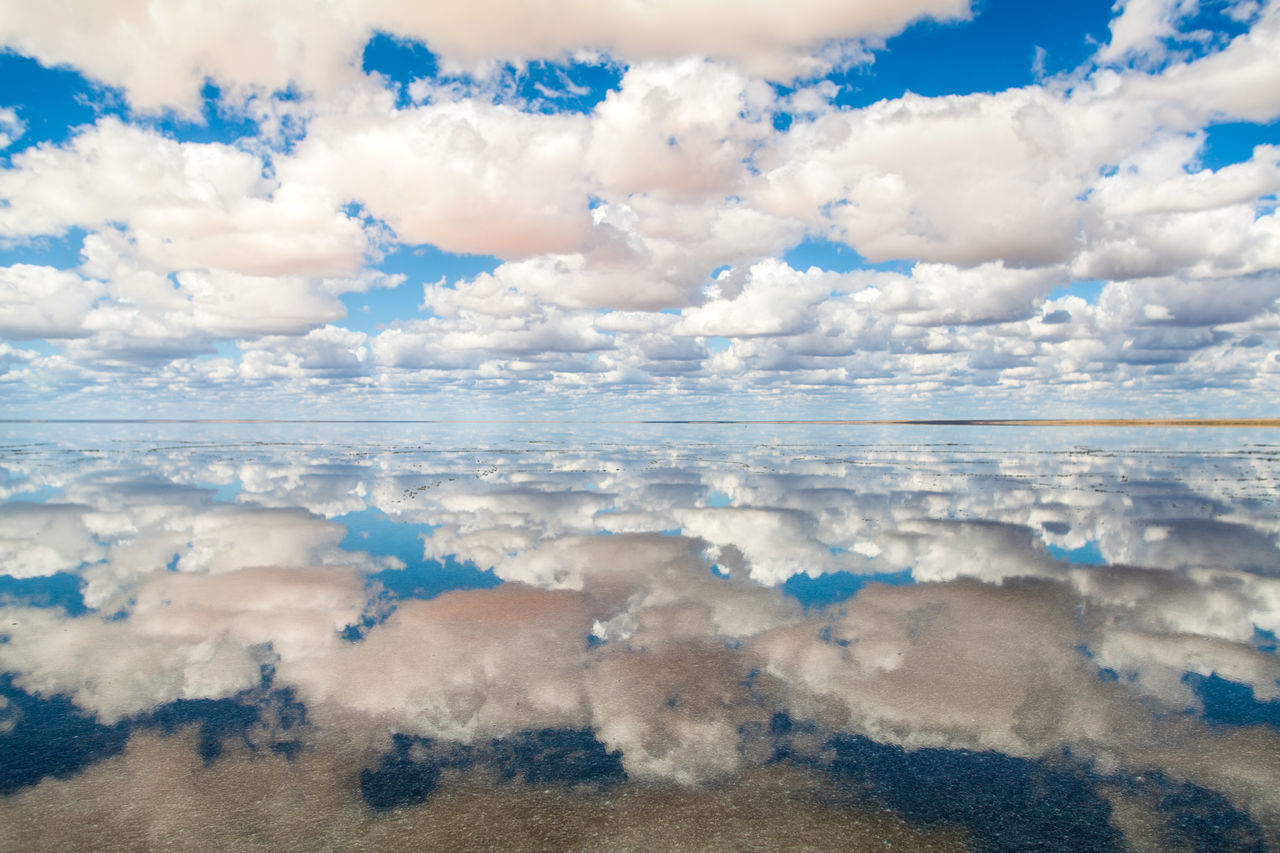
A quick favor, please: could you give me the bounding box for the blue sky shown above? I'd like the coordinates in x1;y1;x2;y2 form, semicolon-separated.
1;0;1279;418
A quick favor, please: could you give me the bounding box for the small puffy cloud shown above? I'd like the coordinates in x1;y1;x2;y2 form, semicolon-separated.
1096;0;1201;66
1088;138;1280;220
1097;273;1280;328
677;260;837;338
871;261;1065;326
675;507;851;585
0;106;24;149
15;234;400;362
173;507;352;575
372;307;613;375
238;326;370;381
178;269;348;337
0;265;104;339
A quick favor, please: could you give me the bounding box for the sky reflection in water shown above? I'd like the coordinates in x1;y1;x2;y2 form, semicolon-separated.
0;422;1278;851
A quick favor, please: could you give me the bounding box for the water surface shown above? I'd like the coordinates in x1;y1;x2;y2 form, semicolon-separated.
1;422;1278;851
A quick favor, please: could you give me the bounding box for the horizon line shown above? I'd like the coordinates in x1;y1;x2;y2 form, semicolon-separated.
3;418;1279;427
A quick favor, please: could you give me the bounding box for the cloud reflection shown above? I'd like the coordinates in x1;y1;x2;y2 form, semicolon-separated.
0;426;1277;847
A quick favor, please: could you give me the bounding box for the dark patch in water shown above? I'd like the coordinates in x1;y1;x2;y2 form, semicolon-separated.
359;728;624;811
819;734;1123;853
139;685;309;762
493;728;626;787
360;734;446;812
1185;671;1280;729
1111;771;1268;852
0;674;129;794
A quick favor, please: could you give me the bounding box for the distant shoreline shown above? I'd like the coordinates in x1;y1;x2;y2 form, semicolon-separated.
3;418;1279;427
704;419;1280;427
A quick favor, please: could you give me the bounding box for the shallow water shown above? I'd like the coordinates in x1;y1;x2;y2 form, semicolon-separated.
1;422;1278;851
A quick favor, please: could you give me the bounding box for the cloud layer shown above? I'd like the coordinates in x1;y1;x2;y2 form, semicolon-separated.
1;3;1278;414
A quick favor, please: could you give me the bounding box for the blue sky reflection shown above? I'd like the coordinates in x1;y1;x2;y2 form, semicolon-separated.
0;423;1277;849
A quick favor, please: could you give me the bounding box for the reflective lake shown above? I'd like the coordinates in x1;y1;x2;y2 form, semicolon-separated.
1;421;1278;851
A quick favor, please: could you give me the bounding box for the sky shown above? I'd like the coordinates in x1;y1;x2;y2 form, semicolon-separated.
1;0;1279;419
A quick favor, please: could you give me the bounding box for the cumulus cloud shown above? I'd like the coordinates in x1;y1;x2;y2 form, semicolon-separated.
0;563;366;723
0;120;402;358
0;107;24;149
280;99;594;259
869;262;1066;326
0;0;972;114
0;118;370;277
585;60;773;200
1097;0;1203;66
372;307;613;380
755;87;1096;268
1096;273;1280;328
0;265;104;339
1116;1;1280;122
2;0;1279;417
676;260;836;338
238;325;371;381
1074;139;1280;281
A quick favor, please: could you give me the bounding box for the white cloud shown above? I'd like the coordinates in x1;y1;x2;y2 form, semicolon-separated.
0;0;367;116
1097;0;1202;66
0;265;103;339
238;325;371;381
755;87;1096;268
1074;138;1280;281
2;0;1280;413
871;262;1066;326
1097;273;1280;327
0;0;972;114
280;99;594;259
674;506;852;585
0;106;24;149
0;118;370;278
676;260;836;338
372;307;613;377
586;60;773;199
1116;2;1280;122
